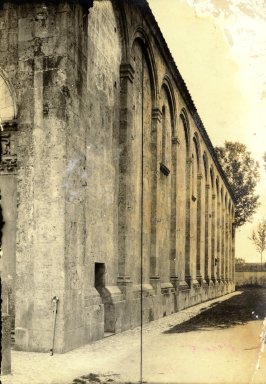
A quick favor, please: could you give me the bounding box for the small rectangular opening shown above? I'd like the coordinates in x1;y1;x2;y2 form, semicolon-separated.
94;263;105;294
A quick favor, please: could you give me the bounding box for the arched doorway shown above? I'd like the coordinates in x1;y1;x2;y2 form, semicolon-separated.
0;70;17;334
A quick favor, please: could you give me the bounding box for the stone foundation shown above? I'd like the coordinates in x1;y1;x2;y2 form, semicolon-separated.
1;314;11;375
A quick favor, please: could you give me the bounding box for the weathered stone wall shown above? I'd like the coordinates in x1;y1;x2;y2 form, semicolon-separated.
0;0;236;353
13;3;72;352
1;313;11;375
84;0;124;339
0;2;92;352
235;271;266;287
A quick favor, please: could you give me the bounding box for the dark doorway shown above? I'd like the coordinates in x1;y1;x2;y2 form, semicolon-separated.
94;262;106;294
94;262;116;336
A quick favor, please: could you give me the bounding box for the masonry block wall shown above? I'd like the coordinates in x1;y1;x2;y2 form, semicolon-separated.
0;0;236;353
235;272;266;287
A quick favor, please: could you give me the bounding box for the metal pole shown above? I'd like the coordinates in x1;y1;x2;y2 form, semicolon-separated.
50;296;59;356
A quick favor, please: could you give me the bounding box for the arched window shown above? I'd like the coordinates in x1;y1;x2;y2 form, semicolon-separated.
160;85;174;175
0;71;16;125
162;105;166;164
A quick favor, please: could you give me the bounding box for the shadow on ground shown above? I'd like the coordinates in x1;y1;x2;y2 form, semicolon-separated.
164;287;266;334
70;288;266;383
70;372;140;384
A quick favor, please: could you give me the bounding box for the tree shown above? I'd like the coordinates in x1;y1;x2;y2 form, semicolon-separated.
235;258;246;265
250;221;266;270
215;142;260;227
263;153;266;170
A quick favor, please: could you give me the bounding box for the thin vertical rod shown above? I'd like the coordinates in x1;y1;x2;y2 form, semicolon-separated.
140;37;144;384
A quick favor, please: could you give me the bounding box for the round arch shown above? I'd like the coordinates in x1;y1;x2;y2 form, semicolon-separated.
0;68;17;124
160;74;176;135
192;133;201;172
130;26;158;104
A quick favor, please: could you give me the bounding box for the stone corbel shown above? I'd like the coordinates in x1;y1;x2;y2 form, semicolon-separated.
152;108;162;122
197;173;203;180
120;63;135;83
172;136;180;145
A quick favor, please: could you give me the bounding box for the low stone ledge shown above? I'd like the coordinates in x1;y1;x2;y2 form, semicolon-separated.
1;313;11;375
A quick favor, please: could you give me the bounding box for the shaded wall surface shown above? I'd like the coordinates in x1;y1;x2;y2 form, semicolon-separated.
0;0;235;353
236;272;266;287
236;263;266;272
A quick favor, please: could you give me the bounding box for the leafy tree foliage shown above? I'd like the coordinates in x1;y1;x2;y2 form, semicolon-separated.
215;142;260;227
250;221;266;269
235;257;246;265
263;152;266;170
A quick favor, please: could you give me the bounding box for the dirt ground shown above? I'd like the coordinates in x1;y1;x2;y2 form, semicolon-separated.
2;288;266;384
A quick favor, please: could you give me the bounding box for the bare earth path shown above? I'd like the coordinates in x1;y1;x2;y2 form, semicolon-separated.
2;288;266;384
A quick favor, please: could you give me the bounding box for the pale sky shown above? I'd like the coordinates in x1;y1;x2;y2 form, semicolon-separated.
149;0;266;263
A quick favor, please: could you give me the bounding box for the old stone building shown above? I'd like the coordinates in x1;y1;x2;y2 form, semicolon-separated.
0;0;235;353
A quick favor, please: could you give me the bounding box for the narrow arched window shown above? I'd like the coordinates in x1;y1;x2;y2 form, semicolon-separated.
162;105;166;164
160;86;173;176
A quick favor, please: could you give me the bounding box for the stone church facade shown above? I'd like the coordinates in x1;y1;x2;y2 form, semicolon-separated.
0;0;235;353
